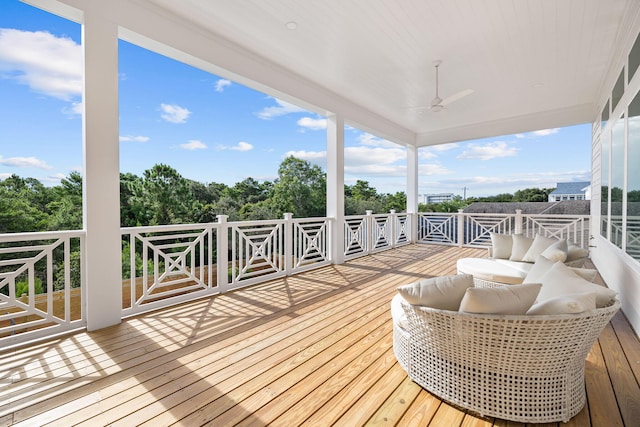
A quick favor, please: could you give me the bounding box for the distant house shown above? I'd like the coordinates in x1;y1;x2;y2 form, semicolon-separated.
421;193;455;204
548;182;590;202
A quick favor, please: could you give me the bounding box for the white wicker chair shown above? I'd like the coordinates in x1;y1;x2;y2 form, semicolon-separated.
393;297;620;423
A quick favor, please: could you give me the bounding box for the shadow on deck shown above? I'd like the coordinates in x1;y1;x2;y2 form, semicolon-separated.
0;244;639;426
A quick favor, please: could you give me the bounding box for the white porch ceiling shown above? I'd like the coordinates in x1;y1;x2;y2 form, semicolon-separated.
144;0;638;146
33;0;640;146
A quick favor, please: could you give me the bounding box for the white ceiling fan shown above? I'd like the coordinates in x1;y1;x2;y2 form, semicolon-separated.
428;60;474;112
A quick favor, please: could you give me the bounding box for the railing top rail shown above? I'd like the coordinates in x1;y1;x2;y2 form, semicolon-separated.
344;214;368;220
290;217;329;224
0;229;85;242
121;222;219;234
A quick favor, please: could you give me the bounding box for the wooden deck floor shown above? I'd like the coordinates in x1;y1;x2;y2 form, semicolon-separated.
1;244;639;426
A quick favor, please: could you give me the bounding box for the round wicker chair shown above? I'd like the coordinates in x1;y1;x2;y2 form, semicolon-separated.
393;297;620;423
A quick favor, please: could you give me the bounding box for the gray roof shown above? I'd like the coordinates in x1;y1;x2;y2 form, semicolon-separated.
549;181;590;195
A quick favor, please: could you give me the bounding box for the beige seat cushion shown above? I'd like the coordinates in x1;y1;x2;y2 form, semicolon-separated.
456;257;532;285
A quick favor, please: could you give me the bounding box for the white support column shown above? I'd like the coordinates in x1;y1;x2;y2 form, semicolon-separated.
327;114;345;264
407;144;419;243
82;12;122;331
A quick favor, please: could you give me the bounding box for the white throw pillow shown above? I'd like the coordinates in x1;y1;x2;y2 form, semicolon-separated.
540;239;568;262
523;255;556;284
537;262;616;307
509;234;534;262
490;232;512;259
522;234;559;263
527;292;596;315
397;274;473;310
459;282;542;315
524;255;598;285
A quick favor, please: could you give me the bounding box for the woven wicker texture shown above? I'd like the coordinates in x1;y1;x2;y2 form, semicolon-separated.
394;298;620;423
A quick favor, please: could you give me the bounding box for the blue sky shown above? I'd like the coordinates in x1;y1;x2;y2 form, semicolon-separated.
0;0;591;198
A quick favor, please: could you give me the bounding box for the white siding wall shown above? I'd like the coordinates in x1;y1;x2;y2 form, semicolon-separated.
591;11;640;337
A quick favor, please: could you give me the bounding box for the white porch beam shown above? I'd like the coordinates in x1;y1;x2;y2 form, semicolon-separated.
327;114;345;265
406;145;419;242
82;11;122;330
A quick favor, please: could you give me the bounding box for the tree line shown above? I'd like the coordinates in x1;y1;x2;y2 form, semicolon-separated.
1;156;406;233
0;155;568;234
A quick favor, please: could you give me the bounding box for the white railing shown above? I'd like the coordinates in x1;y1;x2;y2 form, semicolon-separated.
344;210;411;260
121;223;220;317
417;210;590;248
0;209;592;347
626;216;640;260
0;230;85;347
122;215;332;316
522;214;589;247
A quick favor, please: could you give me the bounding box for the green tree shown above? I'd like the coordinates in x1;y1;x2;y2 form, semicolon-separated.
270;156;326;218
47;172;83;230
0;175;51;232
513;187;553;202
120;172;148;226
350;180;378;201
142;164;200;225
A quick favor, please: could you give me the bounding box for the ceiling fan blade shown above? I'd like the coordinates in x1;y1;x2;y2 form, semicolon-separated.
441;89;474;106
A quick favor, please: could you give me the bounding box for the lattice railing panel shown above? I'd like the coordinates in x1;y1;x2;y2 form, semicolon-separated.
230;221;285;285
293;218;329;268
372;215;392;251
344;216;368;258
395;214;410;246
626;216;640;260
124;226;216;313
463;214;516;247
417;214;457;245
524;215;590;247
0;232;84;345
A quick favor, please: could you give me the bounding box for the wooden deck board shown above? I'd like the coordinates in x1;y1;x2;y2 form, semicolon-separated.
0;244;638;426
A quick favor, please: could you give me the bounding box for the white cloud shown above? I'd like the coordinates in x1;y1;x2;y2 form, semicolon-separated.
420;151;437;160
531;128;560;136
0;28;82;100
345;164;406;177
217;141;254;152
39;173;68;185
357;133;399;148
180;140;207;150
345;146;406;166
256;98;306;119
160;103;191;124
231;141;253;151
284;145;407;176
420;143;459;159
419;163;453;176
0;155;53;170
457;141;518;160
297;117;327;130
0;173;11;180
515;133;526;138
215;79;232;92
120;135;150;143
62;101;83;116
285;150;326;162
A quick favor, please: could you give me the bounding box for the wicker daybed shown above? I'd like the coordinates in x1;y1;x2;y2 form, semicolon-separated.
392;294;620;423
